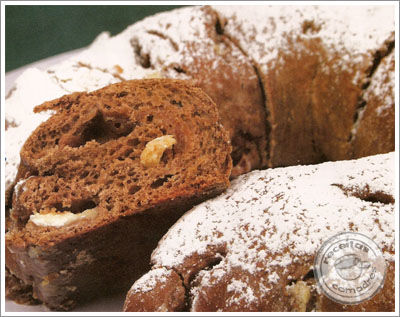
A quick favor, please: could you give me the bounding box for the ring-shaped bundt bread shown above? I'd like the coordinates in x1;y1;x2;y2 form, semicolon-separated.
5;4;395;312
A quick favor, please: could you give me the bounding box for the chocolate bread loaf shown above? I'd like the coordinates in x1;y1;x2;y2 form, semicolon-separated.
5;4;395;312
124;152;395;312
5;78;232;310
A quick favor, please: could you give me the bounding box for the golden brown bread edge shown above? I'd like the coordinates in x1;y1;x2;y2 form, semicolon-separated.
5;79;232;310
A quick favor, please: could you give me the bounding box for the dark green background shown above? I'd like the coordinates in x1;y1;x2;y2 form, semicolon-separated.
5;5;186;72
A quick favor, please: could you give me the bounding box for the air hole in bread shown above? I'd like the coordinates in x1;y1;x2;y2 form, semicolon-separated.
150;174;174;189
51;199;97;214
127;138;140;147
170;99;183;107
117;91;128;98
80;171;89;179
127;170;136;177
129;185;141;195
41;169;54;177
61;124;71;133
63;111;135;148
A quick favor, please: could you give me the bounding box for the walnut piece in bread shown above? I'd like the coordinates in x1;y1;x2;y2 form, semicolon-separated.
6;79;232;310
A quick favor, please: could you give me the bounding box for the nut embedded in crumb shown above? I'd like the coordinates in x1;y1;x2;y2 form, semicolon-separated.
29;208;98;227
140;135;177;168
287;280;311;312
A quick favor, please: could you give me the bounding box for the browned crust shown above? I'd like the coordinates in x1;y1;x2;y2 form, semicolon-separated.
124;253;394;312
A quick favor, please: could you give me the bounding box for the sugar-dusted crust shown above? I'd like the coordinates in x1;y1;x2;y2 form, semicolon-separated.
353;47;395;158
5;79;232;310
214;5;395;166
124;152;395;312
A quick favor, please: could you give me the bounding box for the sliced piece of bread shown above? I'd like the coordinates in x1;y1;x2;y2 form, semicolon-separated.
6;78;232;310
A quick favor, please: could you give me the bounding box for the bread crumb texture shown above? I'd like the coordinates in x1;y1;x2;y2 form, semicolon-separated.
7;78;231;243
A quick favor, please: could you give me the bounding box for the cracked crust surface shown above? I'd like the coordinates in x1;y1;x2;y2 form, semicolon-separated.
352;45;395;158
124;152;395;312
213;5;395;167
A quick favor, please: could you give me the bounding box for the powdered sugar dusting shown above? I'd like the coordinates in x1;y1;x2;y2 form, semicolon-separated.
152;153;395;277
128;267;169;294
215;5;394;56
5;69;65;188
125;6;248;78
226;279;257;306
124;6;209;69
190;271;259;310
45;31;152;93
214;5;394;81
368;52;395;116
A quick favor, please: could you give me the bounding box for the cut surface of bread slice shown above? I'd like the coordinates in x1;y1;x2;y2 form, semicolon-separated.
6;78;232;310
128;6;268;176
